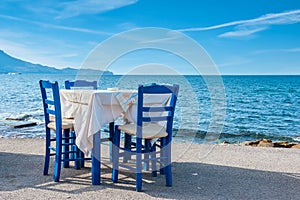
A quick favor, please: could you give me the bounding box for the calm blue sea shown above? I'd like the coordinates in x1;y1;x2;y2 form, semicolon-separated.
1;74;300;144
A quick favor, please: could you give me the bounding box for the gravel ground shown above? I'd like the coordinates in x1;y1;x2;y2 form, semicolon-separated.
0;138;300;200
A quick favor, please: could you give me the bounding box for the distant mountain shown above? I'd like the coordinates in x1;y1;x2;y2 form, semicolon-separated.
0;50;113;75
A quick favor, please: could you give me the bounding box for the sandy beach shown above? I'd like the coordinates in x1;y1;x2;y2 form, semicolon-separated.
0;138;300;199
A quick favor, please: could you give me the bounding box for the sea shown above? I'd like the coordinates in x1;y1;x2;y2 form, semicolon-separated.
1;74;300;144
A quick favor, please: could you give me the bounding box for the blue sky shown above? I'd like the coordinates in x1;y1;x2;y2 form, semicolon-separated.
0;0;300;75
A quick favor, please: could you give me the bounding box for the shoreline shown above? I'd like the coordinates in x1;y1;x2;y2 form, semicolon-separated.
2;128;300;147
1;137;300;199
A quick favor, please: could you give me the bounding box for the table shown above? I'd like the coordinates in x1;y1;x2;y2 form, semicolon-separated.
60;89;171;185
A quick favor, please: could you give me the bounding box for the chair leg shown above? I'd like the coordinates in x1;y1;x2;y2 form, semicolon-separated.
43;128;51;175
165;140;172;187
92;132;101;185
136;137;143;192
62;129;70;168
163;138;172;187
165;164;172;187
112;126;120;183
69;130;82;169
144;139;151;171
136;170;142;192
80;151;85;168
151;142;157;177
74;146;81;170
124;133;131;163
54;131;62;182
160;138;166;175
109;122;114;162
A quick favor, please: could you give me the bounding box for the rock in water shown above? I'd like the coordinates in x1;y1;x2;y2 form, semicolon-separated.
10;122;37;128
6;114;31;121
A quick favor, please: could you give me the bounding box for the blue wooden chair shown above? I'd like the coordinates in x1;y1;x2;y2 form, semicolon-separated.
64;80;97;168
112;83;179;191
65;80;97;90
39;80;88;182
65;80;114;164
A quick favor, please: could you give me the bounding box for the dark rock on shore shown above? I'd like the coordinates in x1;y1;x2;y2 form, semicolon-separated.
240;139;299;148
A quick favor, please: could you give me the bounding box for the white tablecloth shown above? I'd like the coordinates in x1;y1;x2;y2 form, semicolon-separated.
60;89;171;154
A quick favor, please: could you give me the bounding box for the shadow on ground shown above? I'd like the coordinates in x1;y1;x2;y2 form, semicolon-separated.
0;152;299;199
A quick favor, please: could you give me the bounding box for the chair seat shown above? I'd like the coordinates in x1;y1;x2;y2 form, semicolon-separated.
118;123;168;139
49;115;74;123
47;121;74;130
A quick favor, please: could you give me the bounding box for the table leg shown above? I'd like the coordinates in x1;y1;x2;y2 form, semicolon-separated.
92;131;101;185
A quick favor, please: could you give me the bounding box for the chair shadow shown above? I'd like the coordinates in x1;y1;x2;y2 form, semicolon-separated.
0;152;105;193
1;152;300;199
138;162;300;199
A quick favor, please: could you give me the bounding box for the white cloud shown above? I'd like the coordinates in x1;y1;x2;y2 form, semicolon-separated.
0;38;82;69
253;48;300;54
57;0;138;19
286;48;300;52
0;29;29;39
117;22;138;31
140;31;183;44
178;9;300;38
42;23;112;35
218;27;267;38
0;14;112;35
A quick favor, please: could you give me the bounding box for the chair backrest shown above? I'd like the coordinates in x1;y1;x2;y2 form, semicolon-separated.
39;80;62;132
136;83;179;138
65;80;97;90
